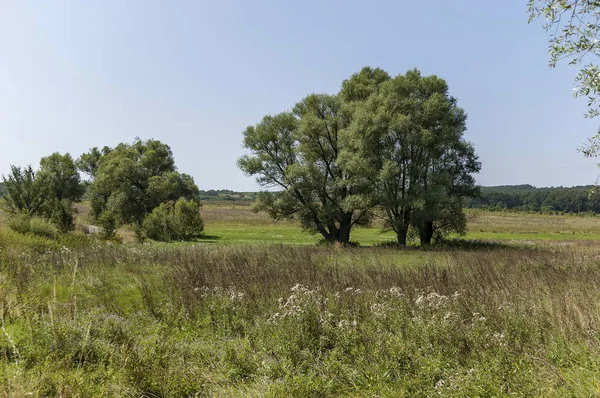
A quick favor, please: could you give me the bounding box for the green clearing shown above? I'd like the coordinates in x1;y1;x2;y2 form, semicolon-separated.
198;202;600;245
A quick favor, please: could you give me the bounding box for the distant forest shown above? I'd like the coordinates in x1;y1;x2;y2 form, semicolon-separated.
201;186;600;214
201;185;600;214
1;183;599;214
465;185;600;214
198;189;257;202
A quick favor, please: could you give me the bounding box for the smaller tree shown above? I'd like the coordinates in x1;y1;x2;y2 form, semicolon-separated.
49;199;77;233
36;153;84;232
2;166;45;215
3;153;84;233
173;198;204;241
98;210;118;241
86;138;200;226
37;153;85;203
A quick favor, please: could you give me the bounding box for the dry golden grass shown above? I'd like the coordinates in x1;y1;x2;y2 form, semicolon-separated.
4;242;600;395
466;210;600;235
201;201;291;226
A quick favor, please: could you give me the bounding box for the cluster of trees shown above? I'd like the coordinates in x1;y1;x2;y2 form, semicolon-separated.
239;67;480;246
465;185;600;214
1;138;204;241
1;153;85;232
80;138;203;240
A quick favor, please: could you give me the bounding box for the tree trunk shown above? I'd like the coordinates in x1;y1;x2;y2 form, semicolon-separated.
396;228;408;247
314;219;332;243
338;213;353;246
419;221;434;246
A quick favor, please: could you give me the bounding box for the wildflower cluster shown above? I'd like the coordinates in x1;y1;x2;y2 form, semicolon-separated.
268;284;330;323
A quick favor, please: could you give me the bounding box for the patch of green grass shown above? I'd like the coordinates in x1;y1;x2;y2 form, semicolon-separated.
198;203;600;246
202;223;399;246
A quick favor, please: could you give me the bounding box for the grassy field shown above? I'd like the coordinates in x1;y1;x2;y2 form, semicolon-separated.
199;202;600;245
3;205;600;396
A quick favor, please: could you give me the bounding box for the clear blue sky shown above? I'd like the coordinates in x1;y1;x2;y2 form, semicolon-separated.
1;0;598;190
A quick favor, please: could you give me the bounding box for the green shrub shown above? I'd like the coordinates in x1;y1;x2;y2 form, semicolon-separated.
49;199;76;233
98;210;118;241
142;204;172;242
7;213;58;239
8;213;32;235
142;198;204;242
173;198;204;240
28;217;59;239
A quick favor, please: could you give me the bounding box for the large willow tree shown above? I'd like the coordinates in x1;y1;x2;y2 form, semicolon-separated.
238;68;389;245
239;68;480;246
342;70;480;246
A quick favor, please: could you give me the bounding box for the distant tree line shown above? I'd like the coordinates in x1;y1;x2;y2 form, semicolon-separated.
465;185;600;214
199;190;257;201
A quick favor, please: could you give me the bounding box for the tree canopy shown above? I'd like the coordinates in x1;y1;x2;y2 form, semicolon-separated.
238;68;390;245
342;69;480;245
239;67;480;246
2;153;84;232
2;165;46;216
528;0;600;155
83;138;201;227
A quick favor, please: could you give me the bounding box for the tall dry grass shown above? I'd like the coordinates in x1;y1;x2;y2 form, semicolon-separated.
3;242;600;396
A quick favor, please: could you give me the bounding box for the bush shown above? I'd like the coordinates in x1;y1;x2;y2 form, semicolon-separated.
8;213;32;235
8;213;58;239
98;210;119;241
173;198;204;240
28;217;59;239
141;205;172;242
142;198;204;242
49;199;76;233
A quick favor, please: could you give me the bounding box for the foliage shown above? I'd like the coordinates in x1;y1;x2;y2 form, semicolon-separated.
27;216;60;239
528;0;600;155
141;198;204;242
7;213;35;235
37;152;85;203
47;199;76;233
2;154;83;233
83;138;200;226
238;80;377;246
172;197;205;240
342;69;480;245
7;214;58;239
1;166;45;215
76;145;112;178
97;210;118;241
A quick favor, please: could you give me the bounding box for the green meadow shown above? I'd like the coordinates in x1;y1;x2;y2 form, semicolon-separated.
3;205;600;396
